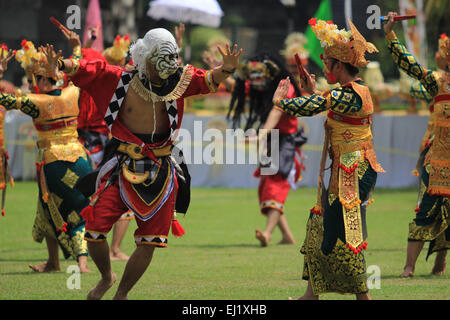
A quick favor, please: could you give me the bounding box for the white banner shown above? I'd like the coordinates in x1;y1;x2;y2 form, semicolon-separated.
5;113;429;189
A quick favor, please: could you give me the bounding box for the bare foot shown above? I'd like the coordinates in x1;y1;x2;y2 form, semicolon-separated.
113;291;129;300
431;262;446;275
79;266;93;273
399;266;414;278
87;272;117;300
110;251;130;261
255;228;269;247
29;261;60;273
356;293;372;300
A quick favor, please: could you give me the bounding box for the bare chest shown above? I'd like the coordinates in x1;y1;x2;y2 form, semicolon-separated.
118;86;170;134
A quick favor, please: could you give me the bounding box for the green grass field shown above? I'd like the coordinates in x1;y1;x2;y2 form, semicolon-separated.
0;182;448;300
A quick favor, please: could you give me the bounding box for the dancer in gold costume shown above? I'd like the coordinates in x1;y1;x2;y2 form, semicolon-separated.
272;18;384;299
0;39;92;273
383;12;449;278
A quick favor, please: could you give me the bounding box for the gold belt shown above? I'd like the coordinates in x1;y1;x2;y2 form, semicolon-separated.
117;143;172;160
36;136;79;150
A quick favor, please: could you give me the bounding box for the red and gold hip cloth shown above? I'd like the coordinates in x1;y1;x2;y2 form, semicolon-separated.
84;170;178;247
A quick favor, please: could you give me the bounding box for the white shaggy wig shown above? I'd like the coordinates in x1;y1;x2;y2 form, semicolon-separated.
129;28;179;79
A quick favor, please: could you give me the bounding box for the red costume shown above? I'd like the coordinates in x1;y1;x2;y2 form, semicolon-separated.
255;84;306;214
76;48;110;167
70;59;217;246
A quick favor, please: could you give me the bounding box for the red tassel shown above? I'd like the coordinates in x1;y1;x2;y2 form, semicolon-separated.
80;205;94;223
339;162;359;174
1;209;4;217
310;205;323;216
171;219;185;238
346;242;368;254
253;167;261;178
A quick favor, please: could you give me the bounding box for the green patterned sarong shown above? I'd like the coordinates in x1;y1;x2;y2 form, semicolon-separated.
32;156;92;260
408;163;450;259
300;160;377;295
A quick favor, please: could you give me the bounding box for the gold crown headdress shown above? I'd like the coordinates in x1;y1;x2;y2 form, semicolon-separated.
103;34;130;66
15;39;61;80
309;18;378;68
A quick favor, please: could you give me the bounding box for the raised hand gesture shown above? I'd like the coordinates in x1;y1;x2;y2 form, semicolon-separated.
0;47;14;78
85;27;98;48
383;12;398;35
40;44;63;80
273;77;291;106
50;17;81;49
217;44;242;73
298;66;316;95
174;23;185;49
60;26;82;49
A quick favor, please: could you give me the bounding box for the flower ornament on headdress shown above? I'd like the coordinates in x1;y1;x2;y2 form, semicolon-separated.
103;34;131;66
15;39;61;80
309;18;378;68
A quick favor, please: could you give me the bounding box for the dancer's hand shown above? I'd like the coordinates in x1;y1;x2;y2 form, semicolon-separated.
299;67;316;95
0;47;14;78
272;77;291;106
59;26;81;49
85;27;98;48
383;12;398;35
217;44;243;74
88;27;97;40
175;23;185;49
40;44;63;79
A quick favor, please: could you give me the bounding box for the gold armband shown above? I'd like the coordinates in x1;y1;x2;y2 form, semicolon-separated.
72;45;82;58
205;70;218;93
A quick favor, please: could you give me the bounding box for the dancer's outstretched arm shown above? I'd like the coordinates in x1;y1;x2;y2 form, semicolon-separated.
384;11;438;97
272;77;363;117
0;52;39;117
